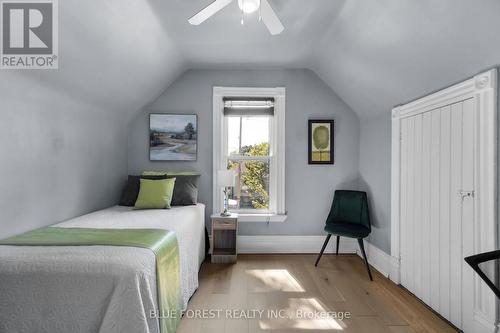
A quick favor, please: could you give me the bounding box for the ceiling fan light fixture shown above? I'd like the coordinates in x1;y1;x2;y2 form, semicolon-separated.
188;0;284;35
238;0;260;14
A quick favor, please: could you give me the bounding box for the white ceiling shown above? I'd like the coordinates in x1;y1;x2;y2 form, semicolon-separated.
148;0;344;68
2;0;186;118
143;0;500;117
4;0;500;119
313;0;500;118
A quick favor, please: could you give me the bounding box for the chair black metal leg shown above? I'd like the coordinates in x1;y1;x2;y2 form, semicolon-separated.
357;238;373;281
336;236;340;255
315;234;331;267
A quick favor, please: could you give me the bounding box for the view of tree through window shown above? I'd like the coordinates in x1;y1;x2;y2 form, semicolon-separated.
226;116;270;210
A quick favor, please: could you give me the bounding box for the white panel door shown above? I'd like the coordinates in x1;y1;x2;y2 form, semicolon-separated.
392;69;497;333
400;99;475;330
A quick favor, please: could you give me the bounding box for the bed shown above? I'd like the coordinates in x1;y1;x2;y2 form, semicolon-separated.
0;204;205;333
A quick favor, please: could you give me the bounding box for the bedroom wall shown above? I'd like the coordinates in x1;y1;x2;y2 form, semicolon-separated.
357;114;392;253
0;0;184;239
0;85;128;239
127;69;360;236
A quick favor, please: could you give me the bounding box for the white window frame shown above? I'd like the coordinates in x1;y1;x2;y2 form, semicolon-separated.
213;86;287;223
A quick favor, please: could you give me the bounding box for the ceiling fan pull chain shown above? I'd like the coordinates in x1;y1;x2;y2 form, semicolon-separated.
258;0;262;21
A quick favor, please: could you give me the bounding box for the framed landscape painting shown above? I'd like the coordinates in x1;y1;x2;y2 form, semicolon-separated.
149;114;197;161
308;119;334;164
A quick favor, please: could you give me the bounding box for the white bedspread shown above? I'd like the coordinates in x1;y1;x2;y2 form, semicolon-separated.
0;204;205;333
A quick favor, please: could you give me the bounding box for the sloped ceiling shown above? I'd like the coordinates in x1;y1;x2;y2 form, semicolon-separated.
150;0;343;68
3;0;500;118
150;0;500;119
312;0;500;118
1;0;186;116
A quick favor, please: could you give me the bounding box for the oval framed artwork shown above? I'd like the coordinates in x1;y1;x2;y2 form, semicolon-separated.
308;119;334;164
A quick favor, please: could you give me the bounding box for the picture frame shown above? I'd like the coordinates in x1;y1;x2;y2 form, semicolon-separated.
308;119;334;165
149;113;198;161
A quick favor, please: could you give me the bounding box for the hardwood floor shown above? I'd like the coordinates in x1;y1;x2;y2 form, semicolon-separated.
178;254;458;333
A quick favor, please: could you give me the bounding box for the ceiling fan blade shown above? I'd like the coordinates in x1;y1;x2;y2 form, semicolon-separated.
260;0;284;35
188;0;233;25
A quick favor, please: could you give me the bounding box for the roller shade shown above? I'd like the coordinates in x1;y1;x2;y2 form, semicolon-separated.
223;97;274;116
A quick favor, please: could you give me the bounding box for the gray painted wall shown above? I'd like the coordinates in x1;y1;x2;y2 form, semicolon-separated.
0;0;185;238
0;79;128;239
358;114;392;253
128;69;360;235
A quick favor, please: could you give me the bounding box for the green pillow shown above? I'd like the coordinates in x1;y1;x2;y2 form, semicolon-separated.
134;178;176;209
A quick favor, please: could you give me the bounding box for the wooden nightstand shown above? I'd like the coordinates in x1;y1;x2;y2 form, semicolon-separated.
211;213;238;263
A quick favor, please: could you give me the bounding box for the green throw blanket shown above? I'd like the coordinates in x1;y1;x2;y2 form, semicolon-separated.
0;227;181;333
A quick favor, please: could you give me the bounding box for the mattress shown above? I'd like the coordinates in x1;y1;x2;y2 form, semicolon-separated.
0;204;205;333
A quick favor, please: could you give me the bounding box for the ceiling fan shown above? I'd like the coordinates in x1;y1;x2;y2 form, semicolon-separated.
188;0;284;35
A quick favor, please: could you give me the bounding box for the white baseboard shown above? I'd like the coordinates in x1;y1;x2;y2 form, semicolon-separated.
354;241;392;278
472;312;498;333
389;255;401;284
237;235;358;254
209;235;395;278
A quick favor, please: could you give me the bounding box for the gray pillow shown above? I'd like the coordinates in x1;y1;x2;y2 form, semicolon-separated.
167;175;199;206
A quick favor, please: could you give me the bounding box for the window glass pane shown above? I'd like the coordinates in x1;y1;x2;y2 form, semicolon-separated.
227;117;241;156
227;159;270;210
227;116;270;156
241;117;269;156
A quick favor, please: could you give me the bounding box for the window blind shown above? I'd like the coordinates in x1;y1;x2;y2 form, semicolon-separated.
223;97;274;116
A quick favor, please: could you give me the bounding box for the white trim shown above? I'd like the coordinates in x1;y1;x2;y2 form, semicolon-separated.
213;86;286;97
472;69;498;333
238;236;358;254
208;235;358;254
213;87;286;220
355;242;392;278
473;313;499;333
208;235;390;277
391;69;498;332
389;255;401;284
237;214;288;223
390;105;402;283
393;75;479;119
227;155;270;161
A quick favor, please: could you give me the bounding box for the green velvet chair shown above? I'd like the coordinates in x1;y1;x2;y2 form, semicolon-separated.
315;190;373;281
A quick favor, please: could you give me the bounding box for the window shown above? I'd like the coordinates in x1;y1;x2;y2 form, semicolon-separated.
213;87;286;222
226;104;271;211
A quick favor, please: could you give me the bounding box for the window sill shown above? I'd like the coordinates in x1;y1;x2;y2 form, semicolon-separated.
237;214;287;223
